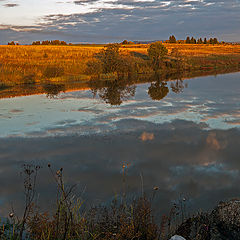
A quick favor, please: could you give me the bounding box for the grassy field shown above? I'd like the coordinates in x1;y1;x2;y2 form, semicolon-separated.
1;44;240;87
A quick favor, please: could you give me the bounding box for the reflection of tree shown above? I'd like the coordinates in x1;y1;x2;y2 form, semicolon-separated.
170;80;187;94
148;81;169;101
90;80;136;105
43;83;65;98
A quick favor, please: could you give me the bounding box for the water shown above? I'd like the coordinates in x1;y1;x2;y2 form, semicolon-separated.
0;72;240;217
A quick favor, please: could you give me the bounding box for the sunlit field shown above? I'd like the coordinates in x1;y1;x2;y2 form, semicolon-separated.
123;43;240;56
1;44;240;87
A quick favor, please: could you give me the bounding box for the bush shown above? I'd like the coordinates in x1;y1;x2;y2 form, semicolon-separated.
43;66;64;78
20;74;36;85
147;42;168;70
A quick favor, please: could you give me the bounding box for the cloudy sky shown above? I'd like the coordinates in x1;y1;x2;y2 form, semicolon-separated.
0;0;240;44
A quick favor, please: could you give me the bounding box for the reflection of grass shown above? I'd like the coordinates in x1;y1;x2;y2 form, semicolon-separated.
43;83;66;98
0;83;9;90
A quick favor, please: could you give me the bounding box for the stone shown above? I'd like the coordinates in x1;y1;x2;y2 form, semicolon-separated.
169;235;186;240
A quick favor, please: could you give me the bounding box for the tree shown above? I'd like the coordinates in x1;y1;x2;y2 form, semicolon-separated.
204;38;207;44
147;42;168;70
171;48;184;71
213;38;219;44
8;41;15;45
186;37;191;44
97;44;121;73
169;35;177;43
197;38;203;44
190;37;196;44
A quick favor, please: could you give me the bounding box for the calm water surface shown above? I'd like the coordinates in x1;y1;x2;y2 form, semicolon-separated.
0;72;240;216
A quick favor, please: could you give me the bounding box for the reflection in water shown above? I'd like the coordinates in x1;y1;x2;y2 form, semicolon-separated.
148;81;169;100
43;83;66;98
0;71;240;220
0;119;240;218
170;80;188;94
89;75;187;105
90;79;136;105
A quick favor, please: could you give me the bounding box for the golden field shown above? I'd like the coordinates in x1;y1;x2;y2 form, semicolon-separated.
1;43;240;86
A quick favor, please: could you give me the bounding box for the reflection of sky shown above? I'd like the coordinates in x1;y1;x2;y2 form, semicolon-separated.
0;72;240;137
0;119;240;217
0;72;240;217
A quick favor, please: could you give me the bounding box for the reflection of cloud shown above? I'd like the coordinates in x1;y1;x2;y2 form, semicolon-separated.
140;132;154;141
0;119;240;218
206;132;227;151
206;132;221;150
9;109;23;113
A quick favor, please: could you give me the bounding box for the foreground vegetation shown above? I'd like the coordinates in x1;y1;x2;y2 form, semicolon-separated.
0;164;187;240
1;165;239;240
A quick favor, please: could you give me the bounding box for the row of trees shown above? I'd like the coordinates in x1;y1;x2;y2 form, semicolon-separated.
32;40;68;45
168;35;219;44
7;41;19;45
86;41;183;77
185;36;219;44
121;40;135;45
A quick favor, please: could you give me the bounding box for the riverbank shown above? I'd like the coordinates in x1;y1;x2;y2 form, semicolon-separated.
1;44;240;87
0;67;240;100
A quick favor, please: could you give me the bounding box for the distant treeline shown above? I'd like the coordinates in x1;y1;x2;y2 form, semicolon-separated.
167;35;220;44
121;36;222;45
7;41;19;45
32;40;68;45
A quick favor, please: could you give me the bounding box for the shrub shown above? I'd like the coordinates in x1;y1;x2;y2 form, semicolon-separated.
147;42;168;70
43;66;64;78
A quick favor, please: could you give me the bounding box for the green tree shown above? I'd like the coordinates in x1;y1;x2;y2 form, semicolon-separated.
190;37;196;44
197;38;203;44
186;37;191;44
97;44;121;73
204;38;207;44
8;41;15;45
169;35;177;43
213;38;219;44
147;42;168;70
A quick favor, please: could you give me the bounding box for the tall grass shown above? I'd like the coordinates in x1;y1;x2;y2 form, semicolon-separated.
0;164;188;240
1;44;240;87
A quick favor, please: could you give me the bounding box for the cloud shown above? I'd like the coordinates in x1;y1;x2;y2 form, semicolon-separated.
4;3;19;7
1;0;240;43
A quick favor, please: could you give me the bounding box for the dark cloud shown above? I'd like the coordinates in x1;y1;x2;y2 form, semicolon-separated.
0;0;240;43
4;3;19;7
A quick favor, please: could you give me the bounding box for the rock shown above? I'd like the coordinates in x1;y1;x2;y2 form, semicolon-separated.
175;199;240;240
169;235;186;240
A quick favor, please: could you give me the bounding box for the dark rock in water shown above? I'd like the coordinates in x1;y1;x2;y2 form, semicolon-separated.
175;199;240;240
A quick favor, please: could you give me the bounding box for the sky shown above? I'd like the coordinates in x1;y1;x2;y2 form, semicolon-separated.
0;0;240;44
